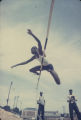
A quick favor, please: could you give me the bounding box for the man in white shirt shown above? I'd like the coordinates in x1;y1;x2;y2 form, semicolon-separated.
37;92;45;120
67;89;81;120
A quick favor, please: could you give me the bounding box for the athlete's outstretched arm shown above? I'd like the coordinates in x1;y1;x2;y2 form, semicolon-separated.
27;29;42;54
11;56;36;68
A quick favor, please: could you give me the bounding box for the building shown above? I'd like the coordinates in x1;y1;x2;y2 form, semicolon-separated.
21;108;61;120
21;108;37;120
45;111;60;120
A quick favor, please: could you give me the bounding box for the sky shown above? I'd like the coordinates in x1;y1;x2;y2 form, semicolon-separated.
0;0;81;113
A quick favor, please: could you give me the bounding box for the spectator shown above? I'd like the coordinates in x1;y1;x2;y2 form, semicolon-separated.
67;89;81;120
37;92;45;120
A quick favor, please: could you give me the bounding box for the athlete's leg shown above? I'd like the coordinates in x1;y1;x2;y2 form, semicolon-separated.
29;66;41;75
50;70;60;85
46;64;60;85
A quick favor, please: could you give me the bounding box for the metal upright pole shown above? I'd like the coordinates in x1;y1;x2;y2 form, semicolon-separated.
7;81;13;106
16;96;19;108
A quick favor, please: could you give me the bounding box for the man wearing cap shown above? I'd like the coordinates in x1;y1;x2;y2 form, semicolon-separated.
67;89;81;120
37;92;45;120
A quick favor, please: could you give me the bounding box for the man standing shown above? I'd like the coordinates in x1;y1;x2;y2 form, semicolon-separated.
37;92;45;120
67;89;81;120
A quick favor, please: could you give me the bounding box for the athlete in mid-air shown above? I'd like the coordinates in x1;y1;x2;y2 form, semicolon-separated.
11;29;60;85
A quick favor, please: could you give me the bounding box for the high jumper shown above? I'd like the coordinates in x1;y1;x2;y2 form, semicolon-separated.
11;29;60;85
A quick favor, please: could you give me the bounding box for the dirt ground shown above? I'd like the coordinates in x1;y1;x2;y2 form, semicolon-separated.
0;108;22;120
0;108;78;120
